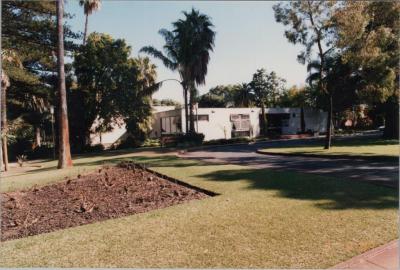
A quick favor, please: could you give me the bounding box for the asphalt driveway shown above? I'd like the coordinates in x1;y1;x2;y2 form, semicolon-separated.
179;138;398;188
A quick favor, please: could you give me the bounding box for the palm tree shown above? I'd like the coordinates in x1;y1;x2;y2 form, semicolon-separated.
141;8;215;133
234;83;255;107
56;0;73;168
79;0;101;45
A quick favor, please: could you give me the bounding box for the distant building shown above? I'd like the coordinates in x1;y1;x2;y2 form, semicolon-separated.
91;106;327;147
150;107;327;141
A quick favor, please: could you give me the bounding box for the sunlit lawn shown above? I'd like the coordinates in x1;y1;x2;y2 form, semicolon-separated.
0;150;397;268
259;138;399;159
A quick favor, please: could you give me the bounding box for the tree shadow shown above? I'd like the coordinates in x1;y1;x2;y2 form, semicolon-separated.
198;168;398;210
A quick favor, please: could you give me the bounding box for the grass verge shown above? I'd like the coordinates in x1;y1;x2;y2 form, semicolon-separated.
258;138;398;160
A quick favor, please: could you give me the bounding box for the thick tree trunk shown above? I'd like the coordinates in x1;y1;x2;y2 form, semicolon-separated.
34;126;41;148
1;86;8;171
261;105;266;136
300;107;306;133
83;14;88;45
383;98;399;139
324;94;333;149
56;0;73;169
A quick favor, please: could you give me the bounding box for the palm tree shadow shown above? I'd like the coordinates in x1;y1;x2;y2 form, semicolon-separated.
198;168;398;210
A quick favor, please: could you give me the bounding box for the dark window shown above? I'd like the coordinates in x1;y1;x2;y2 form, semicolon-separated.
292;113;296;117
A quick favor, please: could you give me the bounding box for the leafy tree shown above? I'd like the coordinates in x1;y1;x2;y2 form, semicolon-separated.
334;1;399;138
73;33;160;146
141;8;215;133
56;0;73;168
198;93;225;108
79;0;102;44
249;69;286;135
274;1;338;148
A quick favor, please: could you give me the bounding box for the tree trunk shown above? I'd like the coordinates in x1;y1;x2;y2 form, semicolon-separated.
324;94;333;149
189;87;195;133
1;86;8;171
261;105;266;136
300;107;306;133
183;85;189;134
83;14;88;45
383;98;399;139
34;126;41;148
56;0;73;169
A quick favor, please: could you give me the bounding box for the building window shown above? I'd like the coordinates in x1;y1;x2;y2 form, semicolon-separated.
193;114;209;121
292;113;296;118
230;114;251;131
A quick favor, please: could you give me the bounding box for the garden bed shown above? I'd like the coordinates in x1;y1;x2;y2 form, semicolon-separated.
1;162;212;241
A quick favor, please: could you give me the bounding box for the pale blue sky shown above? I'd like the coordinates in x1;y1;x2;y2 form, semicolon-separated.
65;0;307;102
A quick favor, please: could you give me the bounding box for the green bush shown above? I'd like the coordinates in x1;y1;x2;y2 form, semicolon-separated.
115;136;142;149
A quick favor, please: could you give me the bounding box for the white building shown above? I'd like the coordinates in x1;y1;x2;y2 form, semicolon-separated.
91;106;327;146
150;107;327;141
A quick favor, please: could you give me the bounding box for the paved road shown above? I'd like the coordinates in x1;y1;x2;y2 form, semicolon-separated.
179;138;398;188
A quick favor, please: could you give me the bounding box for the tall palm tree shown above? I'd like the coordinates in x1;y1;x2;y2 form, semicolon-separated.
140;8;215;133
79;0;101;45
56;0;73;168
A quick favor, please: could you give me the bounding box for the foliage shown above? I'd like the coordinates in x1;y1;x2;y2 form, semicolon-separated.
278;85;315;108
250;69;286;108
333;1;400;138
153;99;181;108
2;1;79;159
141;8;215;132
73;33;160;147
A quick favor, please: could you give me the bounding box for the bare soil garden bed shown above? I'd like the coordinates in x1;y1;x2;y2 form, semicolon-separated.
1;162;213;241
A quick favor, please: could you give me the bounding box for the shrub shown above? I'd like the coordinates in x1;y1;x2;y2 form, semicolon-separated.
161;132;205;147
83;144;105;153
142;138;161;148
203;136;253;146
115;136;142;149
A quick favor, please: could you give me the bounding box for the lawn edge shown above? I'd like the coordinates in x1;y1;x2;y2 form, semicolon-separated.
256;149;398;162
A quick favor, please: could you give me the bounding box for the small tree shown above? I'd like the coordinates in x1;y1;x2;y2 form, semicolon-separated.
250;69;286;135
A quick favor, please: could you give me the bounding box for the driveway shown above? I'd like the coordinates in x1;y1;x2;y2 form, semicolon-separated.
179;138;398;188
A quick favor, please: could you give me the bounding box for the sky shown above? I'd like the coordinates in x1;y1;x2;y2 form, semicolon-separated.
65;0;307;103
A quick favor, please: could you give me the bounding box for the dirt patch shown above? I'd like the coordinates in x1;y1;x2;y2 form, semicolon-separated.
1;162;212;241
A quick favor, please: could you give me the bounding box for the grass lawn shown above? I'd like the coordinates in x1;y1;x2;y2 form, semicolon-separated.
0;150;398;268
258;138;399;158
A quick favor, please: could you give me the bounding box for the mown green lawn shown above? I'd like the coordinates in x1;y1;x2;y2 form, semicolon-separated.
0;151;397;268
259;138;399;158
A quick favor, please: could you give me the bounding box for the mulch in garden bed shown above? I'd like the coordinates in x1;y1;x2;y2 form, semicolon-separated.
1;162;212;241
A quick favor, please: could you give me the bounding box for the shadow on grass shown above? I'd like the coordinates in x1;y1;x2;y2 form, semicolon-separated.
15;155;213;176
198;168;398;210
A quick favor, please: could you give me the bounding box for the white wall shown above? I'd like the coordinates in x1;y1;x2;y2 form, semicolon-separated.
182;108;261;141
